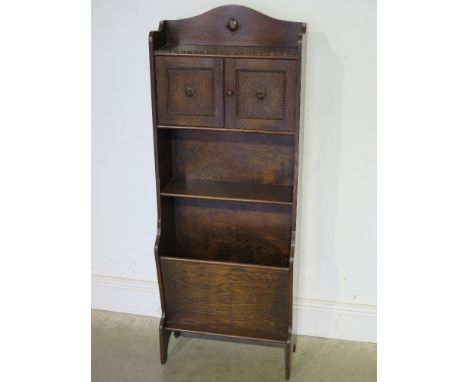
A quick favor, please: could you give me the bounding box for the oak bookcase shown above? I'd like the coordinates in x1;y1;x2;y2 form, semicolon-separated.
148;5;306;379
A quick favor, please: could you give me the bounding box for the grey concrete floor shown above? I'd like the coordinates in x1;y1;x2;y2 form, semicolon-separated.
92;310;376;382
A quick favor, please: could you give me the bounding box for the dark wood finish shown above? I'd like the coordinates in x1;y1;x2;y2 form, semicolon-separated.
168;198;291;267
167;129;294;186
149;23;170;363
155;44;299;59
164;5;303;47
288;26;308;380
160;257;289;340
225;58;297;132
149;5;306;380
158;124;295;135
155;56;224;127
159;322;171;364
166;328;287;347
161;178;292;205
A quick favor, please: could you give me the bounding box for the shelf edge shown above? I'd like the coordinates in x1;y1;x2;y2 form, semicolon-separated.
163;325;288;346
160;191;293;206
160;256;290;271
157;124;296;136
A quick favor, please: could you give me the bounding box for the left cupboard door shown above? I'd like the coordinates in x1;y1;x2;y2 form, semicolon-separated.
155;56;224;128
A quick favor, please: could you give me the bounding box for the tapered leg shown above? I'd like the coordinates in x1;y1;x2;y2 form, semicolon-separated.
285;343;292;380
159;328;171;364
285;327;295;379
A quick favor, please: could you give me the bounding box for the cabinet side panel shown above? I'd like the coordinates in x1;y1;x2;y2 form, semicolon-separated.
149;26;169;323
290;28;307;340
157;129;173;188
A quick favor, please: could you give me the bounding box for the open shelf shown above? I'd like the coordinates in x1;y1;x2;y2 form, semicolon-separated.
161;178;293;205
156;125;294;268
157;128;295;189
159;198;291;268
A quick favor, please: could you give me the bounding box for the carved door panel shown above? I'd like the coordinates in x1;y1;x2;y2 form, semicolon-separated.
155;56;224;127
224;59;296;132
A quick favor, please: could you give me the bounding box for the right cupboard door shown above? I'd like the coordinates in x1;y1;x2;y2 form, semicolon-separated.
225;58;297;132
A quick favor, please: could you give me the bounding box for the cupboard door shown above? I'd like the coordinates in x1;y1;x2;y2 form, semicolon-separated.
155;56;224;127
225;59;296;132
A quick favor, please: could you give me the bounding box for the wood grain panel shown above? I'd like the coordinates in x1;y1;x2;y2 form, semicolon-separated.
161;178;293;205
164;5;303;47
155;56;223;127
161;257;289;341
225;59;296;132
236;69;286;120
172;130;294;186
172;198;291;267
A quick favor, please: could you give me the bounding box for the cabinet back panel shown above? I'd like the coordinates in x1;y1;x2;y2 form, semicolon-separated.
171;130;294;186
171;198;291;267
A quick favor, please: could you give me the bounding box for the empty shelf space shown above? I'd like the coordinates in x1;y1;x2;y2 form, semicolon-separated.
161;179;293;205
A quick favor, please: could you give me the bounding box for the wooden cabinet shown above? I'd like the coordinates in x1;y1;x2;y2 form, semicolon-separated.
149;5;306;380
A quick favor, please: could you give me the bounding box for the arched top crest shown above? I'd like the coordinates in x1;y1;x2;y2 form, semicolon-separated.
160;5;306;48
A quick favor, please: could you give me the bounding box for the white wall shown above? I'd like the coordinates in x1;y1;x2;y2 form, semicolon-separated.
92;0;376;342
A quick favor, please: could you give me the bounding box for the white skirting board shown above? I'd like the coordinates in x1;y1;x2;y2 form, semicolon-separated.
92;274;376;343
